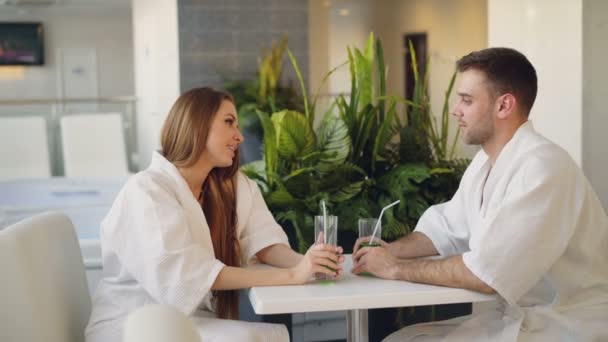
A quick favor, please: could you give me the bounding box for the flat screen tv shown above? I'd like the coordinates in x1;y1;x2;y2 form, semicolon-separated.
0;22;44;66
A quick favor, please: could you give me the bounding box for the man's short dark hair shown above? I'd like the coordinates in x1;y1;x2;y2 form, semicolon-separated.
456;47;537;116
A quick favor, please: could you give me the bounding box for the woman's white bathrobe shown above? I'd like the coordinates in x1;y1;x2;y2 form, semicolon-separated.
386;121;608;341
85;151;290;342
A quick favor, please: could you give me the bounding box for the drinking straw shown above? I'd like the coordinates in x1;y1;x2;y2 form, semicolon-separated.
370;200;400;243
321;199;328;244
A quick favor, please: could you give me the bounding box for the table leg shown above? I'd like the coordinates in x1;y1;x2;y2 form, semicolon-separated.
346;309;368;342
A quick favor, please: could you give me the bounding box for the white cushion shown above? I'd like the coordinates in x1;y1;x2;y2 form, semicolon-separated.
0;116;51;180
61;113;130;178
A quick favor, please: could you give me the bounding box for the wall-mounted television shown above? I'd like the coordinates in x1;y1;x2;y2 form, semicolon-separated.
0;22;44;66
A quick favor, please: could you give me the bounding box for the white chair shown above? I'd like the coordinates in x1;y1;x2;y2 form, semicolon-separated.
60;113;130;178
0;211;91;342
123;304;201;342
0;116;51;180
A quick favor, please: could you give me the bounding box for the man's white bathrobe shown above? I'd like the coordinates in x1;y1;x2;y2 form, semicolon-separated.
85;152;291;342
385;121;608;341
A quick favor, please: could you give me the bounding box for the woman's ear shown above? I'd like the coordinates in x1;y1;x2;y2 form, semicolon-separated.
496;93;517;119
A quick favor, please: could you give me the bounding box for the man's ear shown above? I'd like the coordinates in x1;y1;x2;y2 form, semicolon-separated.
496;93;517;119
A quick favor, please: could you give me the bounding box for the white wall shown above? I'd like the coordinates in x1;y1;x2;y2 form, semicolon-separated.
132;0;180;169
327;0;374;95
583;0;608;209
308;0;329;100
0;7;133;100
488;0;583;165
373;0;487;158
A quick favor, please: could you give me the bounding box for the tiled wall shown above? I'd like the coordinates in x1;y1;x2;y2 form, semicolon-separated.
178;0;309;92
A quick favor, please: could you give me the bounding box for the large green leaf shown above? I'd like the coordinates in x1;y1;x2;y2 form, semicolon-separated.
356;32;375;109
283;168;316;198
331;181;365;202
347;47;357;113
240;160;268;192
272;110;315;160
377;164;431;196
399;126;433;165
372;98;397;173
267;188;298;209
316;109;350;171
317;163;367;202
354;48;373;110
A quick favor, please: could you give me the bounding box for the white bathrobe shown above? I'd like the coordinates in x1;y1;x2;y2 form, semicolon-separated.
85;151;290;342
385;121;608;341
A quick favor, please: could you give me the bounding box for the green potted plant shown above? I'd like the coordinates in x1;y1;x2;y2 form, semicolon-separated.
241;32;472;340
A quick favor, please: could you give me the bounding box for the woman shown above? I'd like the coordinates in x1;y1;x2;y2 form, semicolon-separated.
85;87;344;342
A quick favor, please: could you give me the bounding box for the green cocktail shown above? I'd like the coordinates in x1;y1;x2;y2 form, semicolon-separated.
359;241;381;248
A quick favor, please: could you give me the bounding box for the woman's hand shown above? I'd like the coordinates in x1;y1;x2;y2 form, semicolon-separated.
289;243;345;284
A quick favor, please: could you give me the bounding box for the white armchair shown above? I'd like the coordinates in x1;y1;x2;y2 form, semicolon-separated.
0;212;91;342
0;212;201;342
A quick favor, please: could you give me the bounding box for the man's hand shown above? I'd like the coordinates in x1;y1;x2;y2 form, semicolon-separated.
351;242;399;279
352;236;390;255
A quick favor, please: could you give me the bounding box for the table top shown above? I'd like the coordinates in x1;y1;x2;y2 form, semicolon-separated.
0;177;126;239
0;177;125;210
248;255;496;314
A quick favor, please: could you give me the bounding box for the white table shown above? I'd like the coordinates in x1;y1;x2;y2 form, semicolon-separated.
249;256;496;342
0;177;126;268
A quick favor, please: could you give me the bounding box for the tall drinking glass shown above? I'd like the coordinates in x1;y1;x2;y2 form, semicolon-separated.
314;215;338;280
358;218;381;248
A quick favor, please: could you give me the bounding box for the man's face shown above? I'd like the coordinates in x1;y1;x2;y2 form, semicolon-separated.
452;69;496;145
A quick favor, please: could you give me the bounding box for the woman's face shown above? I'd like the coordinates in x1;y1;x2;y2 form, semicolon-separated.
201;100;244;168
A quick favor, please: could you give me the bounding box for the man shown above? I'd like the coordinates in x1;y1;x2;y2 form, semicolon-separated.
352;47;608;341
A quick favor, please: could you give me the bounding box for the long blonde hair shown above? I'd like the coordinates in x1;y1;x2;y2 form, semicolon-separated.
160;87;241;319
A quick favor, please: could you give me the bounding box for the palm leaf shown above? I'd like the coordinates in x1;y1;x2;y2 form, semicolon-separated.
354;48;373;110
372;98;397;173
376;38;386;121
286;49;310;124
255;109;277;186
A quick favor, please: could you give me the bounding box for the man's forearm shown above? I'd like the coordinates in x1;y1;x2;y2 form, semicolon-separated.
391;255;496;294
388;232;439;259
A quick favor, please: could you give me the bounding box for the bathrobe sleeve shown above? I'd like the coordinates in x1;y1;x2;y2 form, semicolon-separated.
414;184;472;257
462;155;582;305
102;174;225;315
237;174;290;262
414;152;491;256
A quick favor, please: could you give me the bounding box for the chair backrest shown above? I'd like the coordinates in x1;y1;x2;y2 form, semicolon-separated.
123;304;201;342
0;212;91;342
60;113;130;178
0;116;51;180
